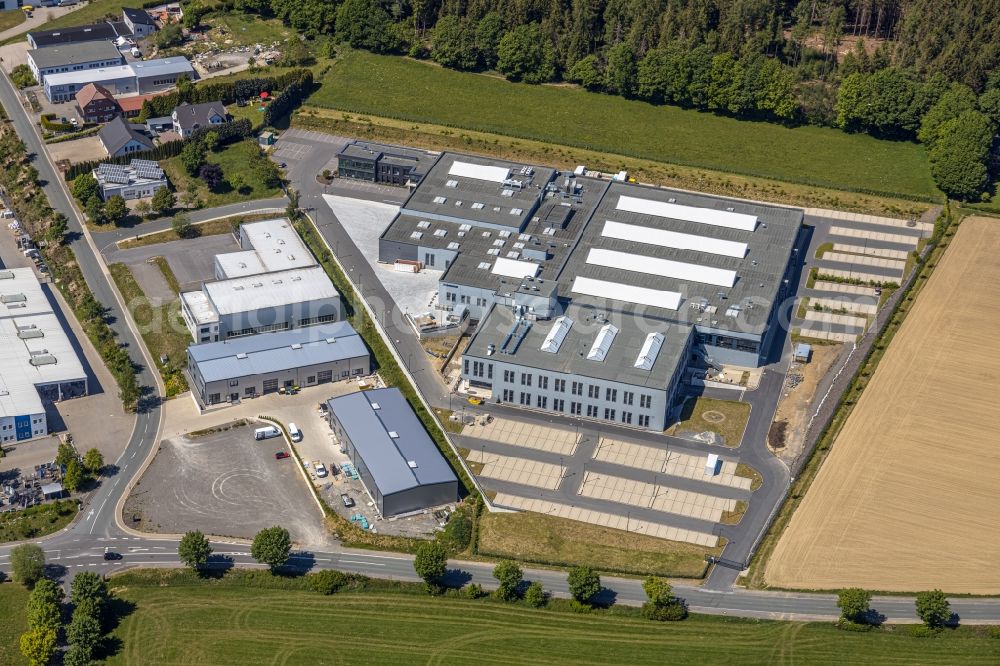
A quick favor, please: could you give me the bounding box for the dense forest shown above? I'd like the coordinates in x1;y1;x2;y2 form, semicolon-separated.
191;0;1000;200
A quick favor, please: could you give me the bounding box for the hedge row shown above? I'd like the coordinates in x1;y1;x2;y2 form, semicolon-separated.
139;69;314;120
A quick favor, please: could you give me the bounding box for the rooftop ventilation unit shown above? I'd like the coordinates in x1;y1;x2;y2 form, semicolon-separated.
236;352;248;359
540;316;572;353
388;431;399;438
29;354;57;366
371;402;380;409
634;332;665;370
1;293;26;303
291;343;302;350
587;324;619;362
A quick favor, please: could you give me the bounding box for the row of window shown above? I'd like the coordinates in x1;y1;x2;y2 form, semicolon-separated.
497;391;654;427
500;370;653;408
226;322;290;339
445;292;489;307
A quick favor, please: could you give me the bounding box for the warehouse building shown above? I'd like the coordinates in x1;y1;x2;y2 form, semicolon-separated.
27;41;125;84
326;388;459;517
43;57;194;102
187;322;370;406
181;219;341;343
27;22;119;50
0;269;88;444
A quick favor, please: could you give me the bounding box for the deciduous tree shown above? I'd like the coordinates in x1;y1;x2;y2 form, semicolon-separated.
150;187;175;215
567;566;601;605
915;589;951;628
250;526;292;571
19;627;57;666
497;23;556;84
103;195;128;226
413;541;448;593
10;544;45;587
178;530;213;571
837;587;872;624
492;560;522;601
82;448;104;475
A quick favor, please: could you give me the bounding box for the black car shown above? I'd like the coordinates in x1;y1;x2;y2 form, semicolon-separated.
103;550;122;561
341;494;355;508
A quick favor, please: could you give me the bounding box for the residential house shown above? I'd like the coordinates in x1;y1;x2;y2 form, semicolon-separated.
122;8;157;37
75;83;120;123
171;101;227;139
98;116;153;157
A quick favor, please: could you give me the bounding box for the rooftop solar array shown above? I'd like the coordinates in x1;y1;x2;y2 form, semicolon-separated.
130;158;164;180
97;162;129;185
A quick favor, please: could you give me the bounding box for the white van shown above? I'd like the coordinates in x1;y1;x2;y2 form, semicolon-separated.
288;423;302;442
254;425;280;441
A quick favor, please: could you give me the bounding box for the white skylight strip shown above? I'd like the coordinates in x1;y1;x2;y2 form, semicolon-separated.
448;161;511;183
586;323;619;362
602;220;747;259
634;332;665;370
491;256;540;279
571;276;682;311
540;316;573;353
616;195;757;232
586;248;736;288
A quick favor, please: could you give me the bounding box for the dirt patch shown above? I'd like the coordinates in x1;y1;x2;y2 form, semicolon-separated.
767;217;1000;593
770;344;841;461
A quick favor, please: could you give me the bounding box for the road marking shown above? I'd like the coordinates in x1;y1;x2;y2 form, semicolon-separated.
340;560;385;567
89;495;110;534
130;450;137;459
340;552;410;561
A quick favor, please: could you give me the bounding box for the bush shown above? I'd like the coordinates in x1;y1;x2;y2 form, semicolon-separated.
464;583;485;599
308;569;347;595
524;582;547;608
642;601;688;621
907;624;940;638
40;113;72;132
566;566;601;605
836;619;874;632
11;64;37;89
439;508;473;552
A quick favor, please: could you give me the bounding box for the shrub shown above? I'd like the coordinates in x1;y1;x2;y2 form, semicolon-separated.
907;624;939;638
464;583;485;599
308;569;347;595
524;582;547;608
11;64;37;88
836;619;873;632
567;566;601;605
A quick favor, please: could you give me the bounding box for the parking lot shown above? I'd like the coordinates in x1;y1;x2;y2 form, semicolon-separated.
124;421;332;546
103;234;239;292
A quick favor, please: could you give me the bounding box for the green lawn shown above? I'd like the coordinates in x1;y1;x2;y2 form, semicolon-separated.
309;50;939;201
100;573;1000;665
670;397;751;447
108;263;191;397
0;583;28;666
0;8;25;33
207;12;293;47
0;500;78;543
160;139;283;209
1;0;125;45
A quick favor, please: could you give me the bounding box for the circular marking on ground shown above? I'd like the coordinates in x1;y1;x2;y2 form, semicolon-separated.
701;410;726;423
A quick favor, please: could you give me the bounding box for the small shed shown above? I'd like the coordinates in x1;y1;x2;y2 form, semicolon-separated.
704;453;719;477
258;131;276;147
794;342;812;363
41;483;65;499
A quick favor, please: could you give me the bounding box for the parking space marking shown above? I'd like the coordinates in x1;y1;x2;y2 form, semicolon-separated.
494;493;718;547
592;438;752;490
803;310;868;329
823;252;906;273
793;327;859;343
814;267;898;284
832;243;909;260
471;417;579;456
811;281;879;297
466;450;565;490
579;471;737;523
829;226;920;246
808;297;877;315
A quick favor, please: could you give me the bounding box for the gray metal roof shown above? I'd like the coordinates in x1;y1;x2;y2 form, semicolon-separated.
398;153;557;232
172;101;227;132
28;41;124;70
122;7;155;25
465;302;692;389
556;182;802;335
28;22;119;48
188;322;368;383
98;116;153;155
327;388;458;496
337;140;434;177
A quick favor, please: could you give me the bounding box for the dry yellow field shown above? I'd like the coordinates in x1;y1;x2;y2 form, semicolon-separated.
767;216;1000;593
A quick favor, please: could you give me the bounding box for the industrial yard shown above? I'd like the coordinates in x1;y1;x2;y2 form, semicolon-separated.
766;216;1000;593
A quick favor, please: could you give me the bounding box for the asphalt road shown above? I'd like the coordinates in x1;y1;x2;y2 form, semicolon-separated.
1;90;999;626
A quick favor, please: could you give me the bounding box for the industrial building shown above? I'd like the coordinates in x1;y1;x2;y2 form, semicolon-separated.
26;8;158;48
43;57;194;102
0;269;88;444
326;388;459;517
377;152;802;431
27;41;125;83
335;140;432;186
180;218;342;343
187;322;370;406
93;159;168;200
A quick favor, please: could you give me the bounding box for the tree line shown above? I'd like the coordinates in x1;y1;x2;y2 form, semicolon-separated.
197;0;999;200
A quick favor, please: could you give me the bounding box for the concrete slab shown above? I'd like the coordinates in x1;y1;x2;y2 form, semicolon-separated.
824;252;906;273
804;310;868;329
592;437;751;490
832;243;909;260
795;327;859;343
812;281;880;297
127;260;174;303
493;493;719;547
106;234;239;290
815;267;898;285
806;208;933;233
809;296;877;316
472;417;579;456
467;450;564;490
579;470;736;522
829;226;920;246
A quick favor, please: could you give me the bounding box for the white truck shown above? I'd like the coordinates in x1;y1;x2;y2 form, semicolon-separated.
254;425;280;440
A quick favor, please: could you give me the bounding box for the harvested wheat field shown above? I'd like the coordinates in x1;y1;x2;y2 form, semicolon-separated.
767;216;1000;593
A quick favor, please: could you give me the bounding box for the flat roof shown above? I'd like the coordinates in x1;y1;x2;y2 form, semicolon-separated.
327;388;458;497
214;250;266;278
28;41;124;70
130;57;195;79
465;302;691;389
181;290;218;325
381;175;608;293
188;321;367;383
43;57;193;87
398;152;557;231
27;22;119;48
234;218;315;275
203;266;339;316
558;182;801;335
0;270;87;418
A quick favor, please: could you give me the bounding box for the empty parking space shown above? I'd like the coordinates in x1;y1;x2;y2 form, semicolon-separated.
579;471;736;522
823;252;906;273
815;266;896;284
473;417;579;456
493;493;718;547
125;422;331;546
592;438;751;490
808;296;877;315
271;141;313;162
466;450;565;490
794;328;858;343
809;209;933;233
831;243;909;260
829;226;921;246
803;310;867;329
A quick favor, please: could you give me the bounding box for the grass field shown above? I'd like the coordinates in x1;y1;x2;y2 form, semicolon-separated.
0;0;127;45
670;397;751;447
0;500;77;543
97;572;1000;664
477;510;718;577
207;12;293;47
0;582;28;666
768;216;1000;593
108;263;190;396
0;8;25;33
160;140;283;209
309;50;938;201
